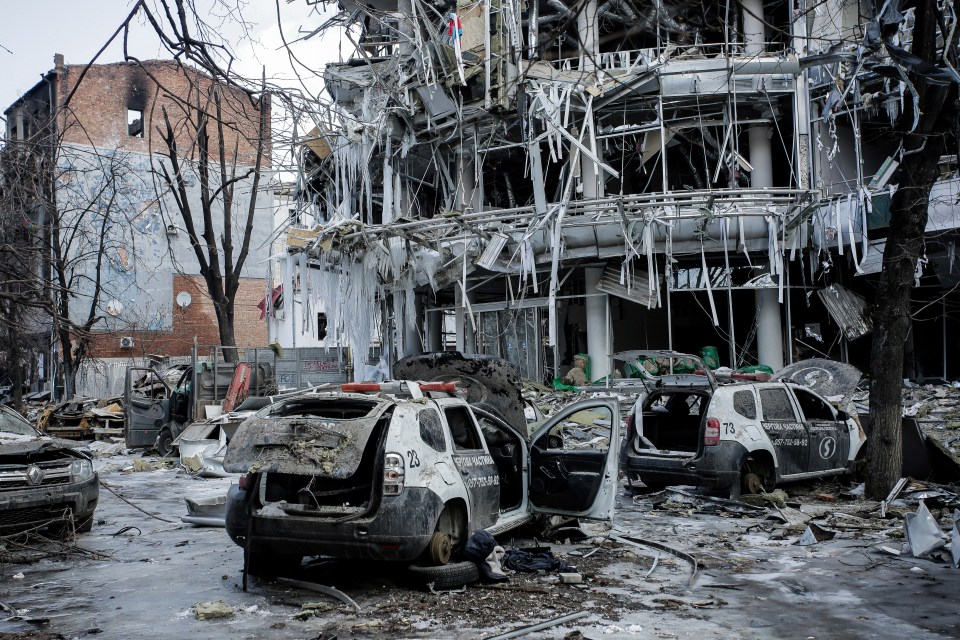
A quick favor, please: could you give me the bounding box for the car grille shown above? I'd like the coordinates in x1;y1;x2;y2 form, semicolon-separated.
0;504;73;529
0;461;74;492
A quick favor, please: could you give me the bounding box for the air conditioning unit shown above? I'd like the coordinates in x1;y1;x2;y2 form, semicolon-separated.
119;336;135;349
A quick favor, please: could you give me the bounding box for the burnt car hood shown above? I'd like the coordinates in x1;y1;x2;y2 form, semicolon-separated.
0;432;87;459
393;352;525;428
772;358;863;398
223;403;391;477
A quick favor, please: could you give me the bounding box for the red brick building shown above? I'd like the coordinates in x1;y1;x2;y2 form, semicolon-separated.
4;55;271;360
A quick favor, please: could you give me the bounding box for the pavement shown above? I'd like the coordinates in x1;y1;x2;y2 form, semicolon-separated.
1;453;959;640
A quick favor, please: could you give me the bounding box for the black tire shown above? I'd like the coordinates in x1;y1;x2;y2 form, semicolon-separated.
247;549;302;578
156;428;174;457
408;560;479;591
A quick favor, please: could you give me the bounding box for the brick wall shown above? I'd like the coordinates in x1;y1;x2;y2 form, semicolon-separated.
86;275;268;358
55;59;270;166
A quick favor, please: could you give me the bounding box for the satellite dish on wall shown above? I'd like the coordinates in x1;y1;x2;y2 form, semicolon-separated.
176;291;192;308
106;299;123;316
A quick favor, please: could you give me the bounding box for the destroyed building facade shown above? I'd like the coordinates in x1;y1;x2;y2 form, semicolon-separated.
2;56;272;366
283;0;959;383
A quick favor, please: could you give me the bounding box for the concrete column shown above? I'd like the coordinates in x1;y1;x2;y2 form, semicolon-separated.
742;0;765;56
577;0;601;200
755;288;783;370
750;126;783;370
402;292;423;357
743;0;783;371
396;0;415;57
584;268;611;383
577;0;599;71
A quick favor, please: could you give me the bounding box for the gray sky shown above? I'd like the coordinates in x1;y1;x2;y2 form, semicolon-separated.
0;1;337;118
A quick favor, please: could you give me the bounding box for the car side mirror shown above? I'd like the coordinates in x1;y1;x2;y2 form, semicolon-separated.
836;410;848;421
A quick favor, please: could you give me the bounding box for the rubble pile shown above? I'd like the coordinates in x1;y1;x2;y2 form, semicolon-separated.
898;382;960;457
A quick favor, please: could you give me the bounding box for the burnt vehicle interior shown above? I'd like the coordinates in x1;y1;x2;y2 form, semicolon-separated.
636;392;709;453
255;398;391;515
261;397;378;419
529;407;612;511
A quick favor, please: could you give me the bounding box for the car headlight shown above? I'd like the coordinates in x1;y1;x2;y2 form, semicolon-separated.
71;459;94;481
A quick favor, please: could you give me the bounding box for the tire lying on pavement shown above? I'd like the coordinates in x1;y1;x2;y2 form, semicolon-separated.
408;561;479;590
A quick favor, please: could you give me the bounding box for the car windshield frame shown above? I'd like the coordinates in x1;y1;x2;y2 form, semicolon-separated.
0;406;41;437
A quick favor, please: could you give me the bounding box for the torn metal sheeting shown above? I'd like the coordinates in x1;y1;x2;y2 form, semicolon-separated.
904;501;946;558
610;534;699;586
881;477;910;519
182;495;228;527
952;510;960;568
816;284;873;341
278;578;362;613
798;523;836;546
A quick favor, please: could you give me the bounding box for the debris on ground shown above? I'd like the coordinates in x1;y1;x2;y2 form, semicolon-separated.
36;396;125;440
194;600;235;620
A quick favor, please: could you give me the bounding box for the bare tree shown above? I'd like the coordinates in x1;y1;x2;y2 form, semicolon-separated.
0;106;144;399
149;71;270;360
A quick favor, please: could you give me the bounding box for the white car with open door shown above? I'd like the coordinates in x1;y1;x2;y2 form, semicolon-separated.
620;353;865;498
223;377;619;584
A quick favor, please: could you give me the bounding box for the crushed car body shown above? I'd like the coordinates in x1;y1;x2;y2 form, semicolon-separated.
222;370;620;575
620;353;866;497
0;406;99;534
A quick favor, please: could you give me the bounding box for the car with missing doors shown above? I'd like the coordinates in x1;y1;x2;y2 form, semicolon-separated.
223;355;620;580
0;405;99;534
619;352;866;497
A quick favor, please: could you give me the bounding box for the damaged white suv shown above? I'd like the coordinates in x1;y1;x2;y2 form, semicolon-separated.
620;353;866;498
224;375;619;578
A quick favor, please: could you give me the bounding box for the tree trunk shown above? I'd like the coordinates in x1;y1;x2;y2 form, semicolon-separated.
216;298;238;363
865;138;942;499
864;0;953;500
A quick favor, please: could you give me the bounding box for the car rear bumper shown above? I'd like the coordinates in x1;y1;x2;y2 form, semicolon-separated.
623;441;746;489
0;474;99;531
226;484;445;562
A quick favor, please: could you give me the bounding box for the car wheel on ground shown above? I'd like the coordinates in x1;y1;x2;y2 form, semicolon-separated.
408;560;479;590
155;428;174;456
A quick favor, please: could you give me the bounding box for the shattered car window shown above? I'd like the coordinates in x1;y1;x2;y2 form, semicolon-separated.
543;408;611;452
793;388;835;421
0;409;39;437
759;388;796;421
419;409;446;452
733;390;757;420
444;406;483;451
